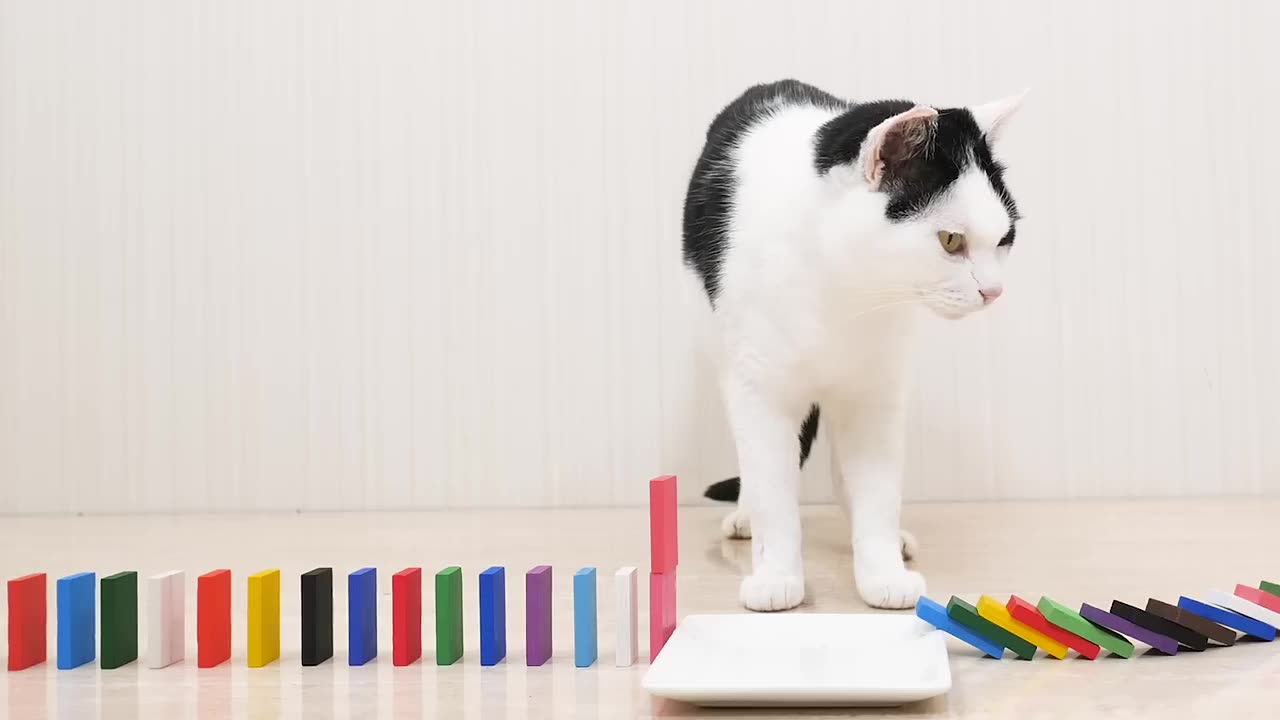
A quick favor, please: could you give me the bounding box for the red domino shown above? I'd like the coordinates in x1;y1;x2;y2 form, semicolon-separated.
649;475;678;574
198;569;231;668
649;571;676;661
1007;595;1101;660
1235;584;1280;614
393;567;423;666
7;573;47;671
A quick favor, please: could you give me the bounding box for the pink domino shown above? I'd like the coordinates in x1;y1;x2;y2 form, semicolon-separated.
1235;584;1280;614
649;476;678;574
649;571;676;661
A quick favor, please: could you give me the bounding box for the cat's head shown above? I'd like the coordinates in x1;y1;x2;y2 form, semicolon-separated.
840;94;1024;319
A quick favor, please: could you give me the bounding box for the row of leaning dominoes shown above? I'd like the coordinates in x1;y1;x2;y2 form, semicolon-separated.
5;475;680;672
916;583;1280;659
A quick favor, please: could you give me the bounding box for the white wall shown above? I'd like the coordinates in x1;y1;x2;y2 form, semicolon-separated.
2;0;1278;513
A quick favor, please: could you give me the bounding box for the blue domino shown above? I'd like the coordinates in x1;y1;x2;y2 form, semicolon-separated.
1178;596;1277;641
348;568;378;665
56;572;97;669
915;595;1004;659
573;568;598;668
479;566;507;666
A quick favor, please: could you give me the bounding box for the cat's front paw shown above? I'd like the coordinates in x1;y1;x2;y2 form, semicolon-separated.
855;568;926;609
740;573;805;611
720;508;751;539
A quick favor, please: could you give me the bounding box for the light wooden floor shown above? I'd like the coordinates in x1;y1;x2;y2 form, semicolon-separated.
4;500;1280;719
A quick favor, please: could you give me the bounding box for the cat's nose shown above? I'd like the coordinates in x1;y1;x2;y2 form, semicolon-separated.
979;286;1003;304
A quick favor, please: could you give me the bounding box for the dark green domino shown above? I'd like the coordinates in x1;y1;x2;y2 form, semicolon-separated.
101;571;138;669
1260;581;1280;598
1038;595;1134;658
946;596;1036;660
435;566;464;665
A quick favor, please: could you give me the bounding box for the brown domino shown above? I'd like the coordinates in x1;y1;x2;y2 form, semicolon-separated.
1145;598;1236;646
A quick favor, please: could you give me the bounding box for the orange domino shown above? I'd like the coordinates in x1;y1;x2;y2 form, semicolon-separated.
1234;584;1280;614
649;476;678;574
1007;595;1100;660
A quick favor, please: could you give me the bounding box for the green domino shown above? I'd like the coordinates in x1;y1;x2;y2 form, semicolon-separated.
100;571;138;669
435;566;464;665
1260;581;1280;598
946;596;1036;660
1037;595;1134;658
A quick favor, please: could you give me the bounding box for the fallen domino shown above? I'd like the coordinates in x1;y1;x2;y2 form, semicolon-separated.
1007;595;1100;660
1145;598;1236;647
1110;600;1207;651
977;595;1067;659
1234;584;1280;614
947;596;1034;660
1080;603;1178;655
1177;596;1276;640
916;596;1003;659
1205;590;1280;630
1260;581;1280;598
1038;596;1134;658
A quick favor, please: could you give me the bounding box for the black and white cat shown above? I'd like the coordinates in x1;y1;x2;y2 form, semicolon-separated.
683;80;1023;611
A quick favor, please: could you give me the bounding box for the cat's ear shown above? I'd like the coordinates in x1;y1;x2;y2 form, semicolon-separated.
863;105;938;191
970;90;1027;143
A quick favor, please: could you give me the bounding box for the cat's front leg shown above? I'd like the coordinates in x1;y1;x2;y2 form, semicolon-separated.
723;378;806;611
831;391;926;609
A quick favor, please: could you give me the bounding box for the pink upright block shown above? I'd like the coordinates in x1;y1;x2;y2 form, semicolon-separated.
649;571;676;661
1235;584;1280;614
649;475;678;574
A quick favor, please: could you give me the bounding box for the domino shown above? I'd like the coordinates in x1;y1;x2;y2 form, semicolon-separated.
479;566;507;666
615;567;638;667
649;475;678;574
1110;600;1207;651
526;565;553;666
197;569;231;668
1206;590;1280;630
916;596;1003;659
1038;596;1134;658
1145;598;1236;646
101;571;139;669
146;571;185;669
248;569;281;668
1260;581;1280;598
57;572;96;669
977;595;1067;659
301;568;334;666
7;573;46;671
1177;596;1276;641
947;596;1035;660
435;566;463;665
1079;603;1178;655
392;567;422;666
574;568;598;668
649;571;677;661
1007;595;1099;659
1234;584;1280;614
349;568;378;666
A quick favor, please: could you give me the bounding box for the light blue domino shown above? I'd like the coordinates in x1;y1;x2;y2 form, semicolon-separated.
1178;596;1277;641
916;596;1004;659
573;568;598;668
56;572;97;669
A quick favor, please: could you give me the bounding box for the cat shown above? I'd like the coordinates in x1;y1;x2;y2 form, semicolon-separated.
682;80;1023;611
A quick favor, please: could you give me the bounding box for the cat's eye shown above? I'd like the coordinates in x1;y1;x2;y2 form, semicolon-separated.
938;231;966;254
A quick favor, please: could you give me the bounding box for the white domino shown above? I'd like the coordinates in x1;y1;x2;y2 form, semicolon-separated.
147;570;185;668
1207;590;1280;629
616;567;638;667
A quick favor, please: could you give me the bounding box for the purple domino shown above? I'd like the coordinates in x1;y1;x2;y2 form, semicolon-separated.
526;566;553;666
1080;603;1179;655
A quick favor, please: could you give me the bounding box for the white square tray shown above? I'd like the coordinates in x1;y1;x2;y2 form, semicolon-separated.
642;613;950;707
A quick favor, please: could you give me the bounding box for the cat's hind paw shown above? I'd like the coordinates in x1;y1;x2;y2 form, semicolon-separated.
855;568;926;610
740;573;805;611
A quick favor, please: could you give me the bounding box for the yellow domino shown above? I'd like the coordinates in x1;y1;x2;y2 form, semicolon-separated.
977;595;1068;659
248;569;281;668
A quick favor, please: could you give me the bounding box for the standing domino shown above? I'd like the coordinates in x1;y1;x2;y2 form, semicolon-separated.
146;571;185;669
349;568;378;666
101;571;139;669
574;568;598;668
301;568;334;666
57;572;96;670
648;475;679;660
526;566;553;666
197;570;231;668
436;567;464;665
615;567;638;667
393;568;423;666
248;569;281;668
7;573;47;671
479;567;507;666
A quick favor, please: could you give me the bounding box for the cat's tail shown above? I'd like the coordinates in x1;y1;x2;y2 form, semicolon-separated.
701;404;822;503
703;477;741;502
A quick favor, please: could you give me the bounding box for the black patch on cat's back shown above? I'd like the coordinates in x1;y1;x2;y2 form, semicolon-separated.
682;80;847;303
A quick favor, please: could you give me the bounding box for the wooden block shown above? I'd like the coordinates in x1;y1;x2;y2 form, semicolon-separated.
574;568;598;668
1110;600;1207;651
7;573;46;671
977;595;1067;659
1007;595;1099;659
1177;596;1275;640
1145;598;1235;646
1260;581;1280;598
1038;596;1134;658
525;566;552;666
348;568;378;666
916;596;1003;659
435;567;463;665
649;475;678;573
57;572;96;669
1206;590;1280;630
947;596;1034;660
197;569;231;668
301;568;333;666
479;566;506;666
1235;584;1280;614
146;571;184;669
247;569;281;668
1079;603;1178;655
649;571;677;661
392;567;422;666
614;567;638;667
101;571;139;669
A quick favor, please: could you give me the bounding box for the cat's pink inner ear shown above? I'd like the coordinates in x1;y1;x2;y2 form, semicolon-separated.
970;91;1027;142
863;105;939;190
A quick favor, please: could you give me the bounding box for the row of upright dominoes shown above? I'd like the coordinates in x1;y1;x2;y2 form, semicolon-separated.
915;582;1280;659
5;475;682;672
